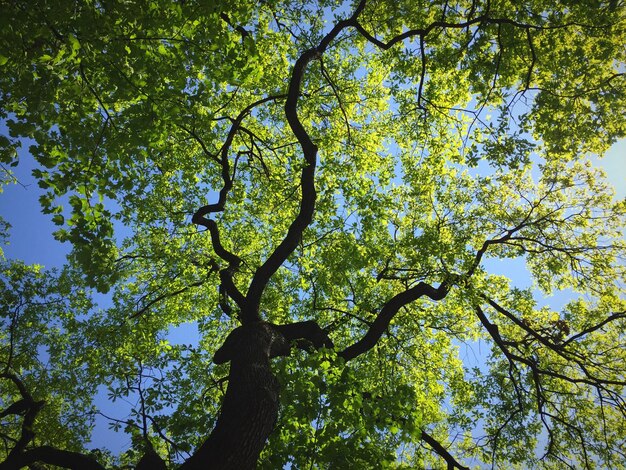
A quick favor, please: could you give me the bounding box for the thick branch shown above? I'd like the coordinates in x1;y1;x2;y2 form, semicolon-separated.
0;446;106;470
244;1;367;314
421;430;470;470
275;320;334;351
0;375;106;470
0;373;44;459
339;280;450;361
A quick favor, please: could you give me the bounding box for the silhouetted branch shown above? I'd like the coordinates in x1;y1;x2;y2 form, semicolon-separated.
1;446;107;470
244;0;367;316
0;373;105;470
275;320;334;351
340;280;450;361
192;94;286;322
0;372;44;459
421;430;470;470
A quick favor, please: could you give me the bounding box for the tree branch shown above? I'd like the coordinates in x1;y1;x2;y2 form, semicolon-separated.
130;277;213;319
244;0;367;315
0;375;106;470
354;12;583;52
192;94;286;321
562;310;626;346
1;446;107;470
275;320;334;352
421;430;470;470
339;280;450;361
0;372;44;459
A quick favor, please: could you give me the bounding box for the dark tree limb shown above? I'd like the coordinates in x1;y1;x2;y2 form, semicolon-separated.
339;280;450;361
472;303;625;466
353;10;583;52
192;94;286;322
275;320;334;351
191;215;247;315
0;373;44;460
0;373;105;470
182;3;373;467
0;399;30;419
484;296;626;387
562;310;626;346
192;93;288;221
130;277;211;319
421;430;470;470
475;297;626;453
0;446;106;470
242;50;318;316
244;0;367;316
484;296;573;353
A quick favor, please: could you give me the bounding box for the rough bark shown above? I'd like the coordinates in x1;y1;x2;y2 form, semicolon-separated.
180;322;289;470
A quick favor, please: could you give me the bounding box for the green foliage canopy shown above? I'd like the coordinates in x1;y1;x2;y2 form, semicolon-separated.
1;0;625;468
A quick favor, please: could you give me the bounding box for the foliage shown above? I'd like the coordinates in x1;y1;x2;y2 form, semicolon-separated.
1;0;625;468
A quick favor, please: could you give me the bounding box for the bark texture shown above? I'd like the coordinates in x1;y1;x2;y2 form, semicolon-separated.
181;322;289;470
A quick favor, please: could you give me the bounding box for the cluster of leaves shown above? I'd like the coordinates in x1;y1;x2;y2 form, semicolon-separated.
0;0;625;468
0;261;97;456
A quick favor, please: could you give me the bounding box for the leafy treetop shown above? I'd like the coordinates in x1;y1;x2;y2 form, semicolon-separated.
0;0;625;469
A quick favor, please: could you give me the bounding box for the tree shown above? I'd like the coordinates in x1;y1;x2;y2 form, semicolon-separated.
0;0;625;468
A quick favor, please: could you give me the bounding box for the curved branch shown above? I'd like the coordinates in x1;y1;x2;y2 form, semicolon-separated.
275;320;334;351
354;13;583;52
562;310;626;346
0;376;103;470
339;280;450;361
130;277;212;319
192;94;286;319
475;305;626;388
243;47;319;315
0;372;44;459
1;446;107;470
192;94;287;221
244;0;367;315
421;430;470;470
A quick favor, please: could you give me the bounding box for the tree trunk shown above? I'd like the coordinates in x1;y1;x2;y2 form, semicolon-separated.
181;322;289;470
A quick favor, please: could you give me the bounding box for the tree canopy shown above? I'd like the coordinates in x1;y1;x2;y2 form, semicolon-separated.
1;0;625;468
